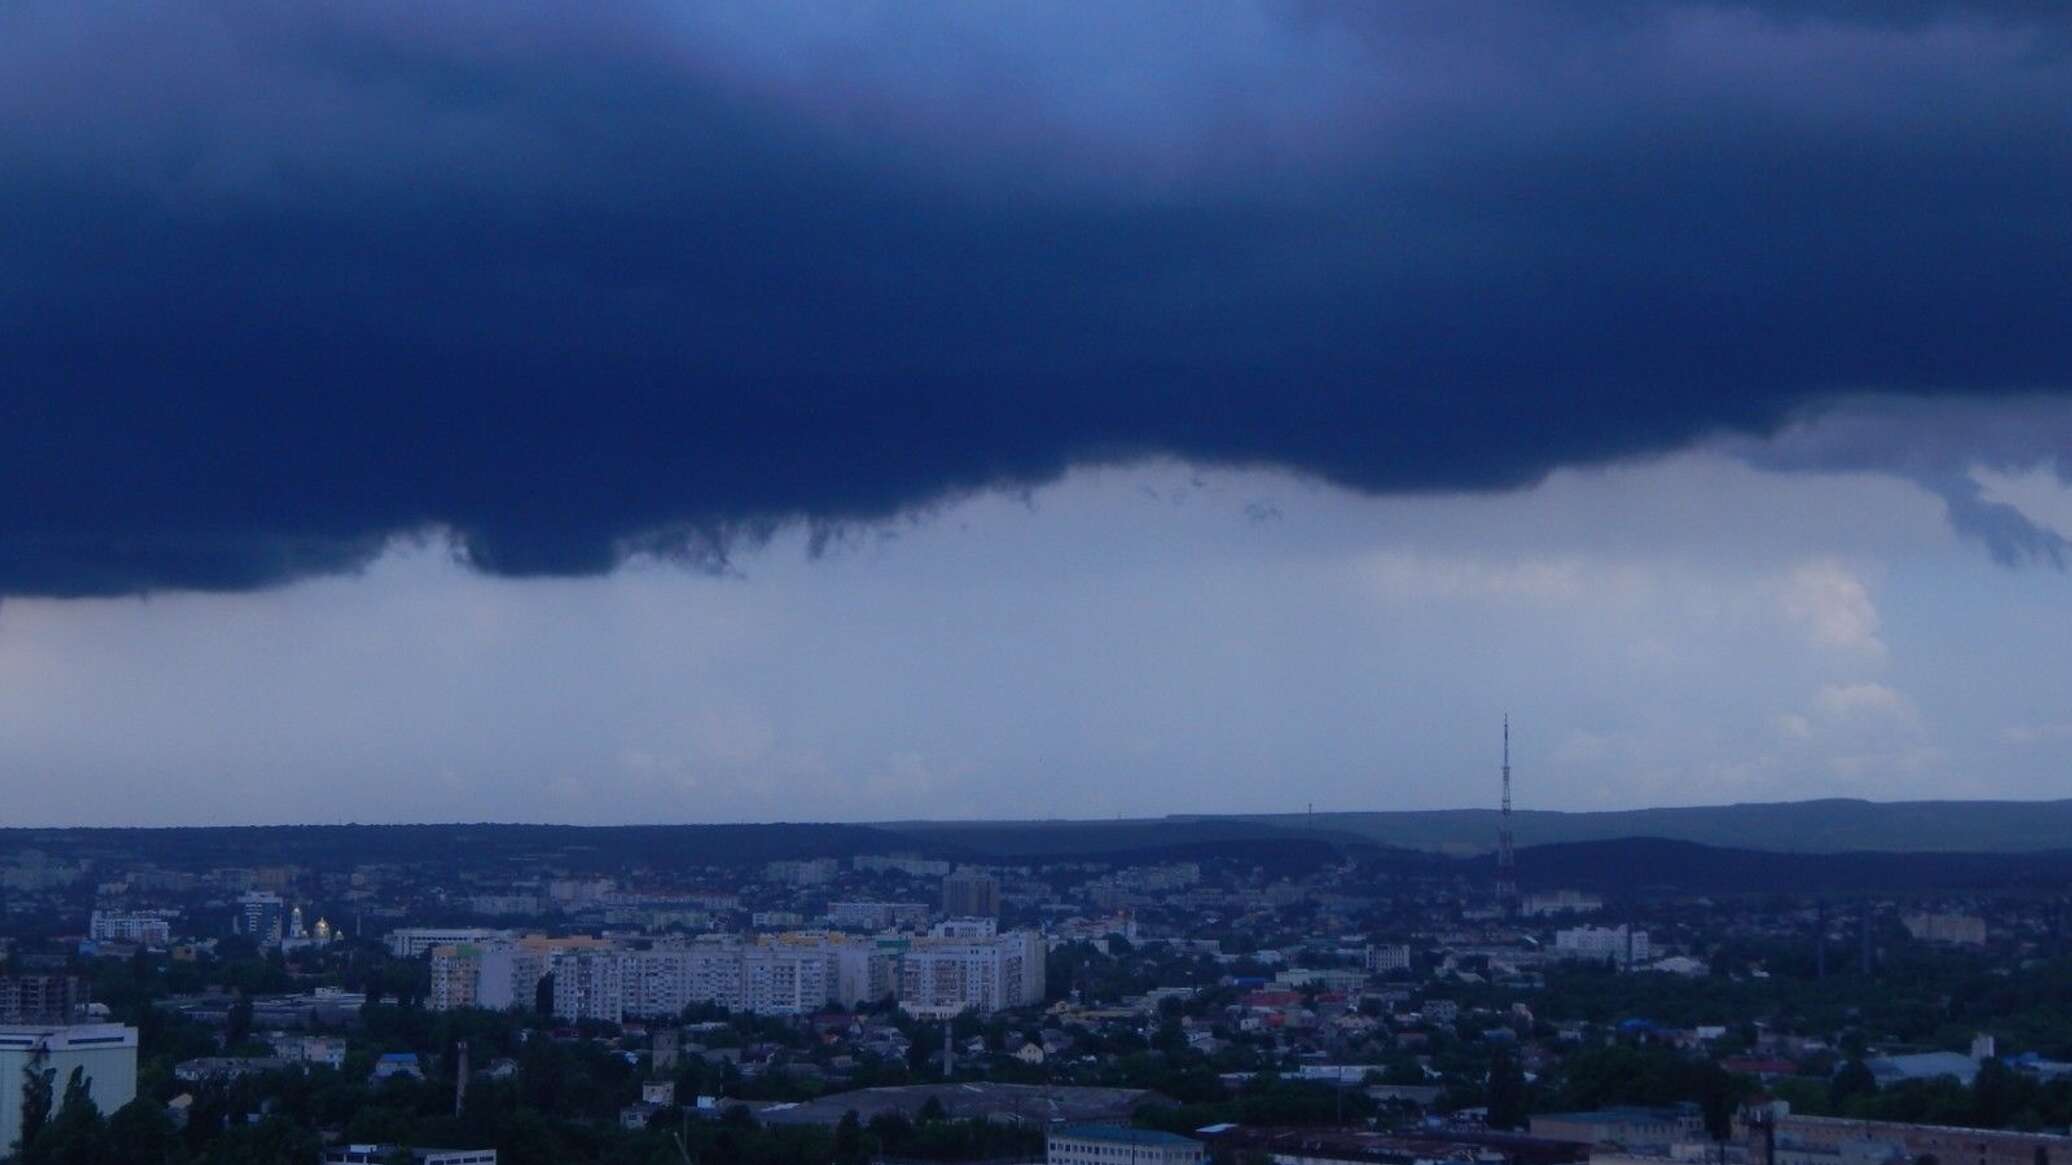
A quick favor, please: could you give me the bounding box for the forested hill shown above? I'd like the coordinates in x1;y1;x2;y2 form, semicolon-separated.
1206;798;2072;855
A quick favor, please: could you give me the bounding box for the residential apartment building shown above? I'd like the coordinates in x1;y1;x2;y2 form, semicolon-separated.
89;910;174;946
552;949;626;1024
1552;925;1650;966
942;870;1002;918
899;931;1047;1017
0;976;85;1025
1903;912;1987;946
827;902;930;931
237;892;287;947
1365;944;1412;974
387;927;508;960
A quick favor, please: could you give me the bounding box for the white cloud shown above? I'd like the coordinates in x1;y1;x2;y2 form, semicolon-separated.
1777;560;1885;656
1972;462;2072;542
1813;681;1916;724
2002;722;2072;746
1355;551;1646;605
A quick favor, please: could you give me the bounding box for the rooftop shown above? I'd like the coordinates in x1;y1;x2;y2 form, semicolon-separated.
1053;1125;1202;1147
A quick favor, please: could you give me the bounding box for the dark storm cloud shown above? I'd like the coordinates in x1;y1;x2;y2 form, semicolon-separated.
3;2;2070;595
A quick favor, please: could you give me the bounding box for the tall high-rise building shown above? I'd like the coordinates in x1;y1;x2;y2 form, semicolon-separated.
942;870;1001;919
237;892;287;948
899;930;1046;1017
551;949;625;1024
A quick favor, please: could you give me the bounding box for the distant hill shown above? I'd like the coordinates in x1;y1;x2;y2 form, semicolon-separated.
1209;798;2072;855
876;816;1371;859
1500;836;2072;895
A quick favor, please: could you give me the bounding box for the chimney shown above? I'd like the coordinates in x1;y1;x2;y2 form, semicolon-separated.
1972;1033;1996;1062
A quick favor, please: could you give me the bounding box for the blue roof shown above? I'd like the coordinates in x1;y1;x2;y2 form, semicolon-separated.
377;1052;419;1063
1053;1125;1201;1147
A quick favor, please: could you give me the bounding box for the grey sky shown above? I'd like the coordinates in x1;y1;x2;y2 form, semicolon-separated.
2;4;2071;823
5;404;2069;825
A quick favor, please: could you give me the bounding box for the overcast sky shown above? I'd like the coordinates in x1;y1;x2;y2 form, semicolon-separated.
3;3;2071;824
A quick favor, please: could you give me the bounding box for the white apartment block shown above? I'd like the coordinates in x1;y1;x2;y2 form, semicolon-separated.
827;902;930;931
853;856;952;878
89;910;174;946
1523;890;1605;917
388;927;509;960
552;950;625;1024
1366;943;1412;973
1553;925;1650;966
833;944;899;1008
763;859;838;886
429;945;483;1011
899;931;1047;1017
428;929;1038;1021
1904;912;1986;946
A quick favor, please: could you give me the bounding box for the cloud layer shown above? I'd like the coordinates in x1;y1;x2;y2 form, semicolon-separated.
3;3;2070;594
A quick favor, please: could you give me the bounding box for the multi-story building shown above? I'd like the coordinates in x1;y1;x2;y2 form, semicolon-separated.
428;945;485;1012
1523;890;1605;917
89;910;175;946
827;902;930;932
552;949;625;1024
387;928;510;960
0;1025;137;1153
1048;1125;1204;1165
426;935;613;1013
1903;912;1987;946
833;943;899;1008
764;859;839;886
684;943;747;1012
1553;925;1649;967
853;856;952;878
620;948;698;1019
0;977;85;1025
899;931;1046;1017
237;892;287;947
942;870;1001;919
1365;944;1412;974
742;944;837;1015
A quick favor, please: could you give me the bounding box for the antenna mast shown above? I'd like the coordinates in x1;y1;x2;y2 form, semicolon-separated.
1496;716;1518;917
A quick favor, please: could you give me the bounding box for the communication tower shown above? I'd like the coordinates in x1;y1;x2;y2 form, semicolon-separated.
1496;716;1519;916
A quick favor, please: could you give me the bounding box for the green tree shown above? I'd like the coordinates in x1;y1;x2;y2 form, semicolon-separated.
1486;1045;1528;1130
1832;1059;1878;1110
224;993;254;1048
1973;1057;2018;1129
21;1067;108;1165
834;1109;867;1165
106;1098;181;1165
16;1055;55;1155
